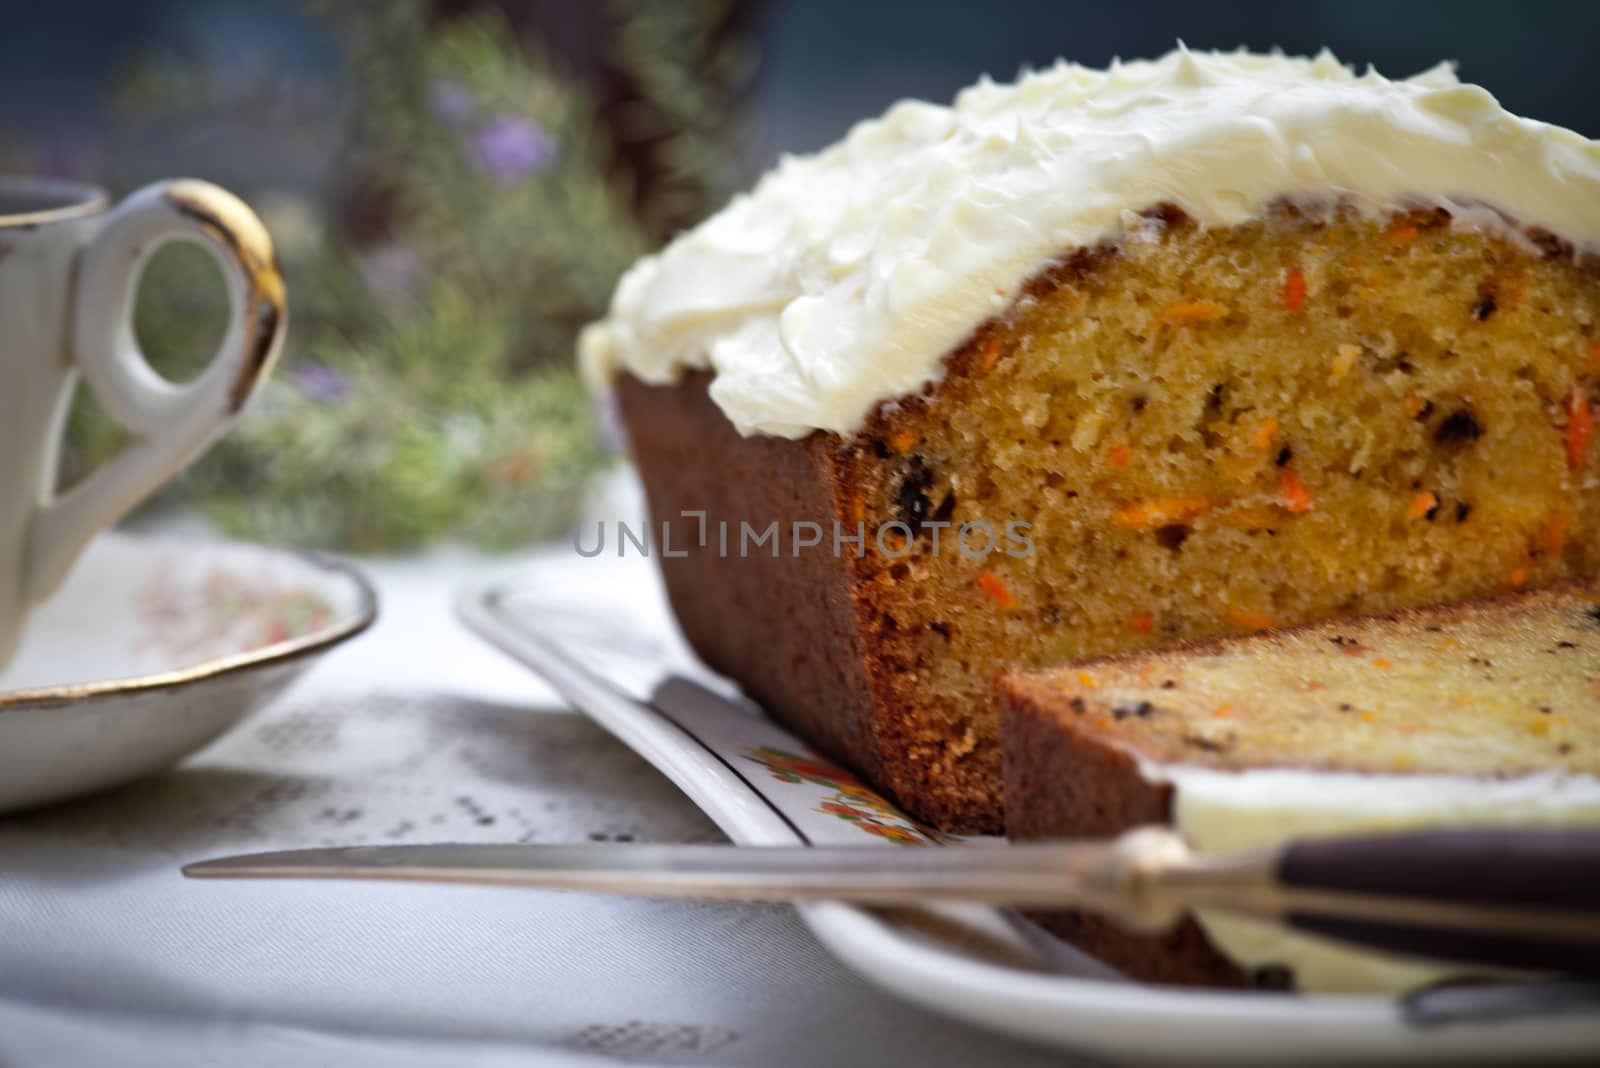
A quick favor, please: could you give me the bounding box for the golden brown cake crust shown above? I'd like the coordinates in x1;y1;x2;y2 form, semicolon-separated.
618;372;998;830
617;371;884;789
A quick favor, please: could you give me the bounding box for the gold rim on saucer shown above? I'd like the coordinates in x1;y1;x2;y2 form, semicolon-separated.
0;549;378;712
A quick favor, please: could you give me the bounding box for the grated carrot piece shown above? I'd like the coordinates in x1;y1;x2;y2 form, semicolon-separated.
1250;418;1280;452
1281;268;1307;313
1360;710;1378;723
977;569;1017;611
1566;386;1592;471
1278;468;1313;513
1161;300;1230;325
978;336;1002;373
1128;610;1155;635
1404;394;1428;419
1224;606;1278;631
1076;671;1099;688
1385;222;1418;247
1539;508;1572;557
1407;491;1438;520
1508;567;1529;589
1372;658;1394;669
1112;496;1214;529
889;428;922;455
1210;705;1232;719
1107;444;1132;469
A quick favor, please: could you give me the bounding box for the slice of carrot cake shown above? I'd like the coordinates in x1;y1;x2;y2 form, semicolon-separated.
1002;578;1600;990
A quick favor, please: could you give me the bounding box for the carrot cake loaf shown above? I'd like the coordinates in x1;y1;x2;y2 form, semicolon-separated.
1001;578;1600;990
581;48;1600;833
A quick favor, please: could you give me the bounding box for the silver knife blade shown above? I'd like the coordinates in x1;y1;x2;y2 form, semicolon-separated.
183;837;1164;909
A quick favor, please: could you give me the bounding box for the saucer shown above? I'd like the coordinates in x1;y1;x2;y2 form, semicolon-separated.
0;530;376;813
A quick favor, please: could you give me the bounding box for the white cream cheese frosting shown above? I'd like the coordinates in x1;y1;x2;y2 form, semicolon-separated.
579;46;1600;439
1147;765;1600;992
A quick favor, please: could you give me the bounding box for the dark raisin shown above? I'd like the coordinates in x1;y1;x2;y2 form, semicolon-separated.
1559;743;1575;755
1155;524;1190;551
1338;702;1354;713
1068;697;1086;714
1557;642;1577;651
1275;446;1292;467
1472;293;1498;321
1414;399;1435;422
1130;395;1147;412
895;457;936;535
1160;679;1177;690
1435;408;1483;446
871;438;892;459
1539;705;1554;714
929;621;952;640
1587;606;1600;627
1133;701;1155;718
1528;228;1573;260
1113;705;1133;721
1424;501;1440;521
1456;501;1473;522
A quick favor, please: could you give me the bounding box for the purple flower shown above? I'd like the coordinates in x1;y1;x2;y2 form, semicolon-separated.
470;115;556;184
292;362;350;404
430;79;476;127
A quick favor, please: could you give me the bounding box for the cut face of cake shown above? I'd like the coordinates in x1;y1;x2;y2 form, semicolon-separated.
583;48;1600;833
1001;578;1600;991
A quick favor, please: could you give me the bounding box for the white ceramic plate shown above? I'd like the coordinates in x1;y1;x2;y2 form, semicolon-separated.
459;558;1600;1064
0;530;376;812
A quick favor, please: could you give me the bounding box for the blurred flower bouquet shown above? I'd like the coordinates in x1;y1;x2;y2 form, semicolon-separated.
66;0;749;552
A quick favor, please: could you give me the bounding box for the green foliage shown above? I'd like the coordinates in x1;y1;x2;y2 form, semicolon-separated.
69;0;741;552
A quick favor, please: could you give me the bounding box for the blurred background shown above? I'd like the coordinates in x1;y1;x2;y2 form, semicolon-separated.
2;0;1594;553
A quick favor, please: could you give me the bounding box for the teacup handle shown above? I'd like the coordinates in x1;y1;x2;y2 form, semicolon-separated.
26;179;286;601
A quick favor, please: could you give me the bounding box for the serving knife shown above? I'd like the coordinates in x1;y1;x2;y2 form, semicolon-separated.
186;825;1600;977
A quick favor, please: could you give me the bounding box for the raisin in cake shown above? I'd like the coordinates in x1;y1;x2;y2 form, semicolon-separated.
1002;578;1600;991
581;48;1600;833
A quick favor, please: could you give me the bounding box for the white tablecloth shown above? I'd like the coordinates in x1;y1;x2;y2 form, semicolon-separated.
0;552;1080;1068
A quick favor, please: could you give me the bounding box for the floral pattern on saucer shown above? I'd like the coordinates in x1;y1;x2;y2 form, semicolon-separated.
138;562;337;661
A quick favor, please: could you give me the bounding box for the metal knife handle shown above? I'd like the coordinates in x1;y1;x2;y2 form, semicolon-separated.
1270;829;1600;976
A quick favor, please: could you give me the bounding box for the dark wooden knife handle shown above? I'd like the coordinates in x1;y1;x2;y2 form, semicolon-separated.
1278;829;1600;976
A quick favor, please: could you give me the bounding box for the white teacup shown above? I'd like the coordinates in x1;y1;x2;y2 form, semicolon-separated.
0;176;286;668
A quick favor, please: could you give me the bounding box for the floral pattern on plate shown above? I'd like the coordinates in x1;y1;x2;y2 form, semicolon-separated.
742;746;956;846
